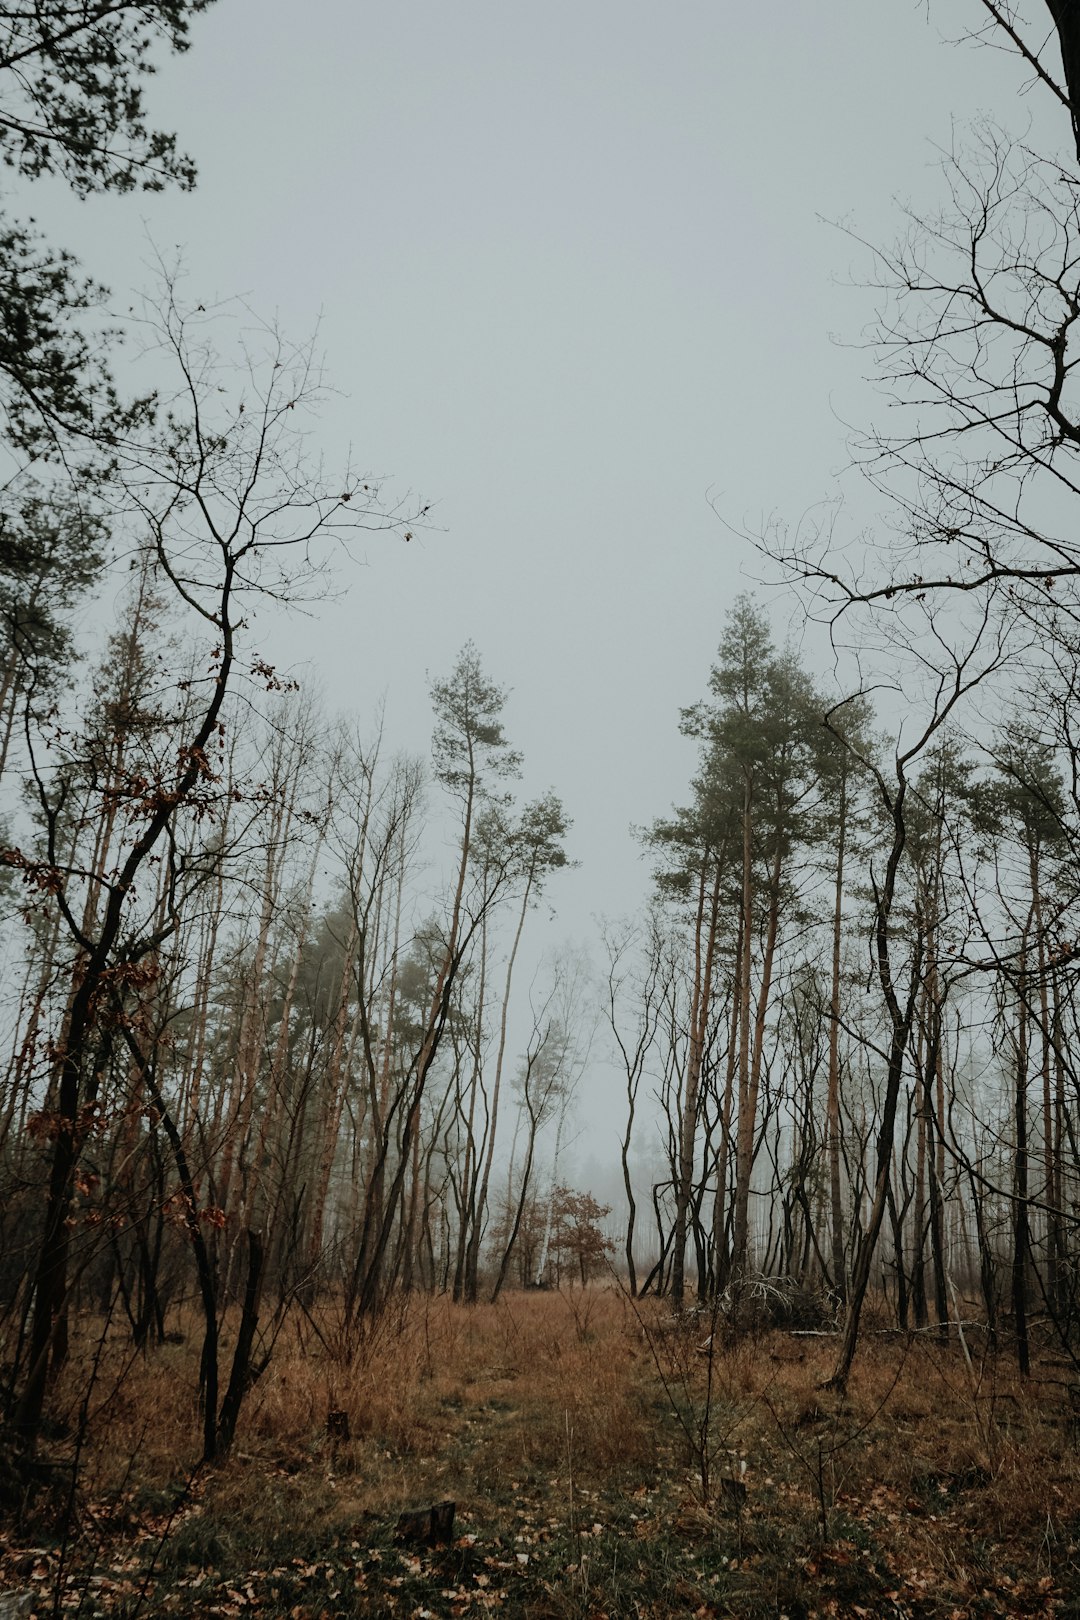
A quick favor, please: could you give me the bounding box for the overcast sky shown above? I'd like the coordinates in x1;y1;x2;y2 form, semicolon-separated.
23;1;1044;1170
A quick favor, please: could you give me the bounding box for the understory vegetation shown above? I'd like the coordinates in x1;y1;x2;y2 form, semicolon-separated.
2;1291;1077;1618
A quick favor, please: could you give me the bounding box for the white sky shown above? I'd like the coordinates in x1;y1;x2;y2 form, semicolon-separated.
19;0;1053;1176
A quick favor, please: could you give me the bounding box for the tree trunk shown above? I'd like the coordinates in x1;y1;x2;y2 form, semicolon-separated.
827;764;847;1299
672;856;720;1308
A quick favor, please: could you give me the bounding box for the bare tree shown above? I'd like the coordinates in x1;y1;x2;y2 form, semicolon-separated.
8;278;417;1454
602;914;667;1296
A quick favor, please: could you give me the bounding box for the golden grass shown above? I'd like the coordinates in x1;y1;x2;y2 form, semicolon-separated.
5;1289;1078;1617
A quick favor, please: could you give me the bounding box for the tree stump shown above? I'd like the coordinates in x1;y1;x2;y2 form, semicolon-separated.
326;1409;350;1444
394;1500;456;1546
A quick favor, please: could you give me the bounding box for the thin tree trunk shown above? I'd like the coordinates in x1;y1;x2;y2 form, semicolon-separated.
732;831;783;1278
672;856;721;1308
827;764;847;1299
829;762;920;1392
1013;940;1032;1378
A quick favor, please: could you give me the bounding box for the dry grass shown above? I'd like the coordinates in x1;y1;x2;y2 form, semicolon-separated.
2;1290;1078;1617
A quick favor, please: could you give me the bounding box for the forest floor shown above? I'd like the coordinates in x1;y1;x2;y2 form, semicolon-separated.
0;1289;1077;1619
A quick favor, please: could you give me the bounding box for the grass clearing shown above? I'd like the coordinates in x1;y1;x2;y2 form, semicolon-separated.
1;1290;1077;1617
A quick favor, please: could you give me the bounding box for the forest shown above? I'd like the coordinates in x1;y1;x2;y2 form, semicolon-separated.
1;4;1080;1618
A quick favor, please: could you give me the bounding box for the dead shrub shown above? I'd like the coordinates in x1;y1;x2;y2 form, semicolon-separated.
721;1275;839;1335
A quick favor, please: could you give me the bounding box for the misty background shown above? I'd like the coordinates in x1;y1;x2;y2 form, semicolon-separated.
12;1;1036;1198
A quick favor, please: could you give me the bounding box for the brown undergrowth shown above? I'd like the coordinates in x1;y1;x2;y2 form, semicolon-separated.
1;1290;1077;1617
